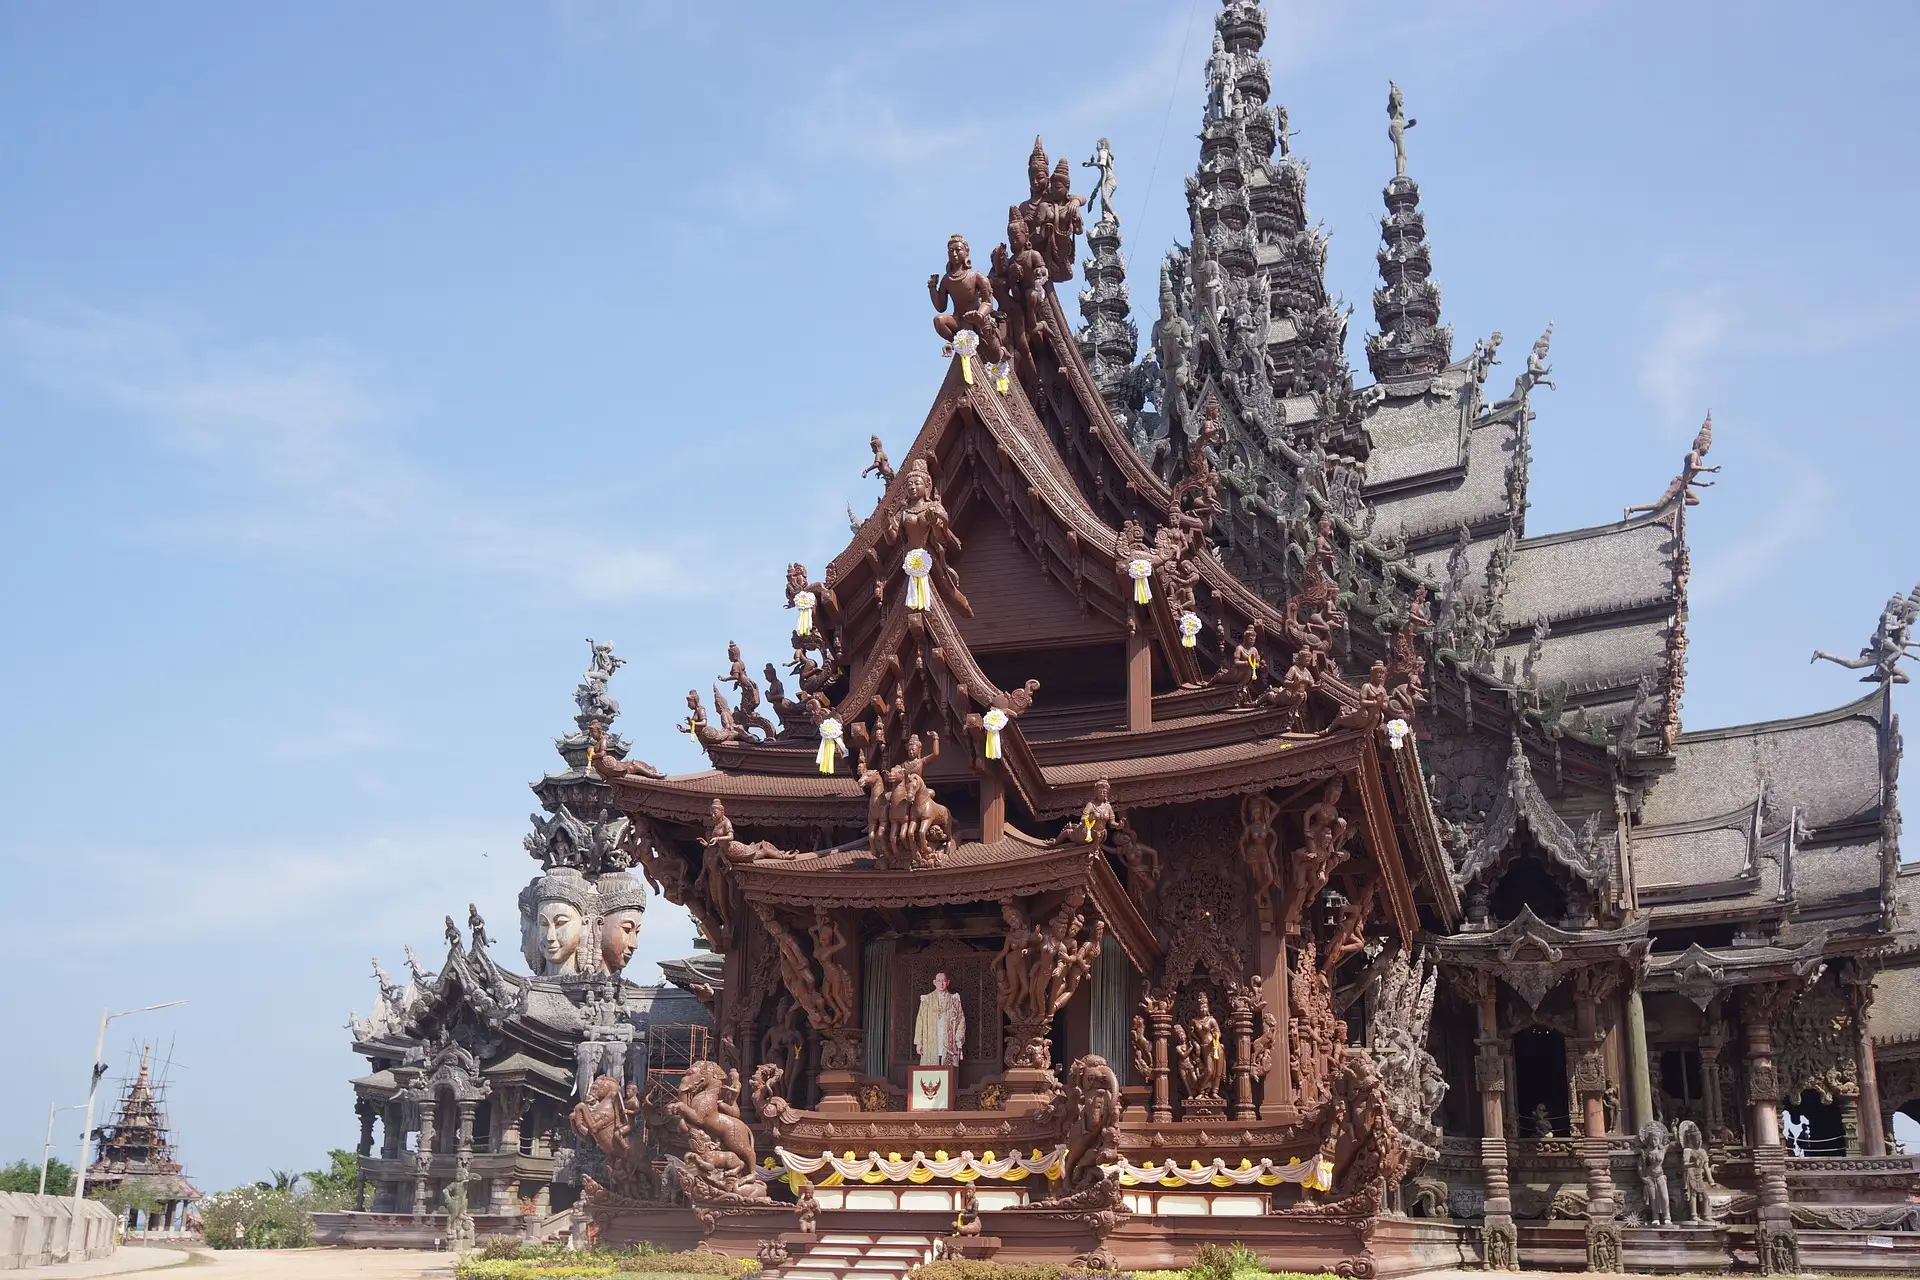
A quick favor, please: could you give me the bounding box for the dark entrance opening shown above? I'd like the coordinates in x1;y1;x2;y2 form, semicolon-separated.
1513;1028;1570;1137
1784;1091;1846;1156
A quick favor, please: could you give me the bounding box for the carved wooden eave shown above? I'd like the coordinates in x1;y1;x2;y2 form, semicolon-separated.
1452;736;1610;894
601;767;863;827
1357;739;1419;941
1425;907;1650;1009
732;831;1097;910
1643;933;1829;1010
1383;730;1462;926
1089;852;1161;971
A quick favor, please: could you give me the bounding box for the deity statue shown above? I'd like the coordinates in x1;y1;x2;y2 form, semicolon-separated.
1677;1120;1717;1222
1083;137;1117;221
1637;1120;1673;1225
928;234;1003;360
887;457;968;613
1174;992;1226;1101
862;434;895;485
1387;81;1417;178
520;867;592;976
913;971;967;1067
995;204;1053;363
594;871;647;974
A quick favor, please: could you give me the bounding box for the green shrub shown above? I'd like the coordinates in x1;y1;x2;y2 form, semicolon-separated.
198;1185;314;1249
908;1262;1070;1280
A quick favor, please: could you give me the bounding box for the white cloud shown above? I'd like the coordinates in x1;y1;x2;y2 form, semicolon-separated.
3;310;686;601
1639;295;1727;427
1690;467;1830;606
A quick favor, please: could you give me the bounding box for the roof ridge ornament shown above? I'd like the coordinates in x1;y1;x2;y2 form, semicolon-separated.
1811;581;1918;685
1625;412;1718;519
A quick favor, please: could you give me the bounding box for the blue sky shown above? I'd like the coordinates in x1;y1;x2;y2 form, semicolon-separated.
2;1;1915;1189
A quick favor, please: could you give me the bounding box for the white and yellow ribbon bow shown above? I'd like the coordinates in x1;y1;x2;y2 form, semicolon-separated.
1313;1157;1334;1192
1127;557;1154;605
988;360;1011;394
982;707;1008;760
792;589;816;636
1178;612;1202;648
903;548;933;610
816;718;843;774
1386;718;1411;751
949;330;978;385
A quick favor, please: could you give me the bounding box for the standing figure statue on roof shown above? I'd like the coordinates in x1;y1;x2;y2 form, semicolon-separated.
996;205;1054;366
1387;81;1416;178
1041;158;1084;284
913;971;966;1067
1084;138;1117;221
1206;32;1235;122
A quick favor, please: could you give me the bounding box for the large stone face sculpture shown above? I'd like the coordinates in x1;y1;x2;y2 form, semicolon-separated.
594;871;648;975
520;867;593;976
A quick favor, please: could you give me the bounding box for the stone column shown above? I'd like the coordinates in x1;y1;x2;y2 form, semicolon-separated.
1624;988;1654;1131
1740;984;1797;1275
1471;974;1517;1270
382;1102;404;1158
495;1086;522;1155
356;1100;377;1158
412;1097;436;1220
456;1100;477;1158
1227;985;1257;1121
1146;992;1174;1123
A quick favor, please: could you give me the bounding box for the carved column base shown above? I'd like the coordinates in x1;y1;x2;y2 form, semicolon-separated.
1585;1221;1621;1273
1000;1067;1058;1112
1758;1221;1799;1276
1180;1095;1228;1123
1482;1216;1518;1271
814;1069;863;1115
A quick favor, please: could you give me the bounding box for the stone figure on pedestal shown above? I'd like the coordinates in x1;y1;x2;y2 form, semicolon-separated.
914;972;966;1066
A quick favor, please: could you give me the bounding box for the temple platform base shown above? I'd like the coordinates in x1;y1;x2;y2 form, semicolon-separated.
585;1202;1472;1277
311;1210;551;1248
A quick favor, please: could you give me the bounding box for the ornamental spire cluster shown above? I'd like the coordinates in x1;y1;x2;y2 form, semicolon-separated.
1075;137;1140;428
1365;83;1452;382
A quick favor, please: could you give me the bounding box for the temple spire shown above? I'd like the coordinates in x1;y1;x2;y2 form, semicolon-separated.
1076;138;1140;427
1366;81;1451;381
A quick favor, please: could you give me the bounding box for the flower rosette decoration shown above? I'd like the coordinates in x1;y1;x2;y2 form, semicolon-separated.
792;589;816;637
816;717;844;774
944;329;979;385
1127;557;1154;605
981;707;1009;760
987;360;1011;395
1178;611;1202;649
902;547;934;611
1385;718;1412;751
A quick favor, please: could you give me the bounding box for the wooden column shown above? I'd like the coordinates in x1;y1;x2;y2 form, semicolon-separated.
411;1098;435;1220
1851;967;1887;1156
980;774;1005;843
1472;976;1517;1270
1228;985;1257;1121
1146;994;1174;1123
1740;983;1798;1275
1257;932;1291;1116
1624;989;1654;1130
1126;630;1151;732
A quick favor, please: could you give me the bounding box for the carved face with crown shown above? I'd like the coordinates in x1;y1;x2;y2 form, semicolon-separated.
537;900;583;973
599;909;643;973
945;234;971;274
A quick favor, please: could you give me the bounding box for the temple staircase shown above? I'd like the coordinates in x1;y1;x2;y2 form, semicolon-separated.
782;1232;941;1280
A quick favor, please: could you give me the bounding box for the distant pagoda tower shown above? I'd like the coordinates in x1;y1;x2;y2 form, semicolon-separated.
86;1046;199;1234
1366;82;1452;382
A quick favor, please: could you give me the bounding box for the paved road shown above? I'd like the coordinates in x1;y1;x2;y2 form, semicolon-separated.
16;1247;454;1279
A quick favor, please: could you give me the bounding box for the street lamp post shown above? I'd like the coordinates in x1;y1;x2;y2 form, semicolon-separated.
40;1102;86;1195
71;1001;187;1225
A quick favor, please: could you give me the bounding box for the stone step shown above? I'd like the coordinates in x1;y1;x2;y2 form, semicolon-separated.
861;1247;927;1259
819;1233;877;1245
783;1271;841;1280
875;1235;936;1245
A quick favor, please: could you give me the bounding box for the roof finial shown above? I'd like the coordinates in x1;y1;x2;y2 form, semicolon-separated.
1388;81;1416;178
1365;98;1451;381
1076;139;1140;428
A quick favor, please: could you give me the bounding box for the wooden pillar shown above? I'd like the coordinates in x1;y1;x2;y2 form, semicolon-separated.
1852;968;1887;1157
1740;983;1798;1274
980;774;1005;843
1126;630;1151;732
1472;976;1517;1270
1146;994;1174;1123
1573;974;1619;1272
1625;989;1654;1131
1257;932;1291;1116
1228;984;1257;1121
411;1098;435;1220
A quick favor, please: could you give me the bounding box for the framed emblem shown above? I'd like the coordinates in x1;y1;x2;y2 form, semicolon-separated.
908;1066;956;1110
